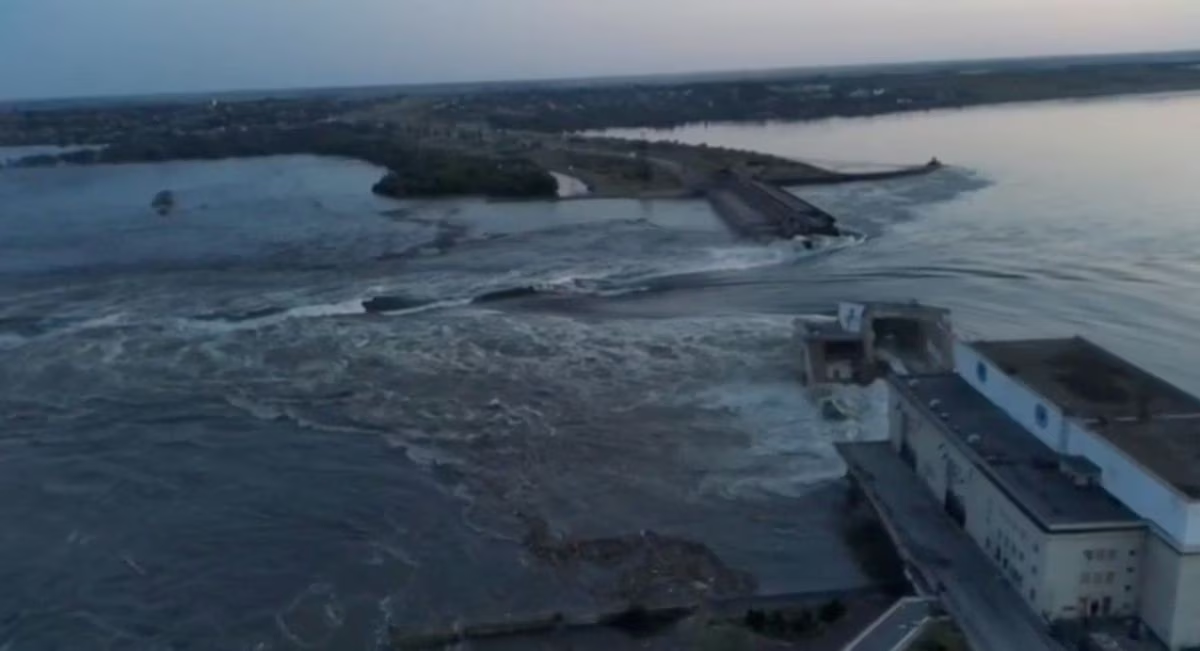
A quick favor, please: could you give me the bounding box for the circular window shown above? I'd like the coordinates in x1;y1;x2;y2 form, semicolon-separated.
1035;404;1049;428
976;361;988;383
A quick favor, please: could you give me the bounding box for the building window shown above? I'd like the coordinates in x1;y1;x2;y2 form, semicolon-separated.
1125;585;1133;592
1030;589;1037;602
1082;573;1091;584
1106;572;1115;584
1130;549;1138;557
1084;550;1094;561
977;361;988;383
1035;404;1049;429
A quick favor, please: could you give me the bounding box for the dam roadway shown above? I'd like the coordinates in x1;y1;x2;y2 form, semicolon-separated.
705;172;842;240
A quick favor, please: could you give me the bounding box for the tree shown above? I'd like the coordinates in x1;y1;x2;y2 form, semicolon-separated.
819;599;847;624
789;609;815;634
766;611;786;636
743;609;766;632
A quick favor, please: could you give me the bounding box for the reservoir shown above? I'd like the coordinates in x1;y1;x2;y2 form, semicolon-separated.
2;91;1199;649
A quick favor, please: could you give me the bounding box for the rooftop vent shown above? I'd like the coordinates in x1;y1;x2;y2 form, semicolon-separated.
1058;455;1102;488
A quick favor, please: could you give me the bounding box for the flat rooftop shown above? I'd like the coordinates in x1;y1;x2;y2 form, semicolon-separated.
1090;418;1200;499
893;374;1141;531
972;337;1200;420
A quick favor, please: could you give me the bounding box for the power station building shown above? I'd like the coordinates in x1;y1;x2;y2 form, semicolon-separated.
890;336;1200;649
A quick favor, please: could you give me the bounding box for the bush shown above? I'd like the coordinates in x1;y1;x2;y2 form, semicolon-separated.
789;609;815;634
766;612;786;636
819;599;847;624
743;609;766;632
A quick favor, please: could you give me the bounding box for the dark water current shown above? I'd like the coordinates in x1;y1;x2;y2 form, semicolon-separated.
2;91;1198;649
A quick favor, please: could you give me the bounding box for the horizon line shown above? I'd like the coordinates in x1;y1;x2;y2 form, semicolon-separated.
3;46;1199;107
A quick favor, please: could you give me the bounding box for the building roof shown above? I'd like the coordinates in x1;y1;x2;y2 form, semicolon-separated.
893;373;1142;531
971;337;1200;420
972;337;1200;500
1089;418;1200;499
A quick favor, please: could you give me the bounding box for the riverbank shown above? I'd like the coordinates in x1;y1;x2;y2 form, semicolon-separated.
4;118;939;203
8;124;560;200
429;54;1200;132
390;589;896;650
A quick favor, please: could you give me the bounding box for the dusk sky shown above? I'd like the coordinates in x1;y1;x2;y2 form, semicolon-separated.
2;0;1198;100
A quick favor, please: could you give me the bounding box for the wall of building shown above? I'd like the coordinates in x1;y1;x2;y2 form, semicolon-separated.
954;342;1070;452
1063;420;1200;549
1141;532;1183;648
890;389;972;508
892;387;1046;611
892;383;1147;623
962;456;1052;615
827;359;854;383
1141;532;1200;650
799;341;821;386
1041;530;1144;621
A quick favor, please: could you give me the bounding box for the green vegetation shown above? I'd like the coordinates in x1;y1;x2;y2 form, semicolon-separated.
739;598;847;642
432;61;1200;132
819;598;848;623
11;124;558;199
913;619;972;651
371;158;555;199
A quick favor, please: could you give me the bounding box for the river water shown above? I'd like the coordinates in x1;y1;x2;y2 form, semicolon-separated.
2;91;1198;650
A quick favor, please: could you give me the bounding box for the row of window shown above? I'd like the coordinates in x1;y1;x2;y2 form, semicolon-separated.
1084;548;1135;562
1081;571;1116;585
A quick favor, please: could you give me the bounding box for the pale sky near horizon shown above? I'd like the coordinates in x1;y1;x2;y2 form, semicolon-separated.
1;0;1198;100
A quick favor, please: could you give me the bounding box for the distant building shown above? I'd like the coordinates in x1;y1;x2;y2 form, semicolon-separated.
890;336;1200;649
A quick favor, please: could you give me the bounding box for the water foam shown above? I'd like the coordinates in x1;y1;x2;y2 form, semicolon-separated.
0;333;27;350
691;379;888;500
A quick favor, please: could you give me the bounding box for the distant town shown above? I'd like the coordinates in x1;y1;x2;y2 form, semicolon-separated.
3;52;1200;202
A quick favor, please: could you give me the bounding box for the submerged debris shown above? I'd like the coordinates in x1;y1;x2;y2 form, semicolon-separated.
517;512;757;603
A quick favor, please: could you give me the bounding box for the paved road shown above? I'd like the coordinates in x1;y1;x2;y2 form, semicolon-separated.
843;597;934;651
839;442;1066;651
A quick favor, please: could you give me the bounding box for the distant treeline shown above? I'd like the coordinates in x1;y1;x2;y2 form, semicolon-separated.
434;62;1200;132
12;124;558;199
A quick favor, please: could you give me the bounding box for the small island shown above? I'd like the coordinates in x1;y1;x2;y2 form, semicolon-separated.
6;119;937;205
8;124;560;200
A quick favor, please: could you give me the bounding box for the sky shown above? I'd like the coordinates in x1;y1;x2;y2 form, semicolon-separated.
1;0;1198;100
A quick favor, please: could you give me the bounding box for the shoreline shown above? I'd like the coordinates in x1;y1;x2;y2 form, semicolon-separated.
594;85;1200;136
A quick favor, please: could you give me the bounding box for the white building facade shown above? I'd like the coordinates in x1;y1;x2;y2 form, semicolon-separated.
892;337;1200;649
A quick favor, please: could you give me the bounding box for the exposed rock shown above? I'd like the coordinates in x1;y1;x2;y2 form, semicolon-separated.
517;512;757;603
151;190;175;216
362;295;429;313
